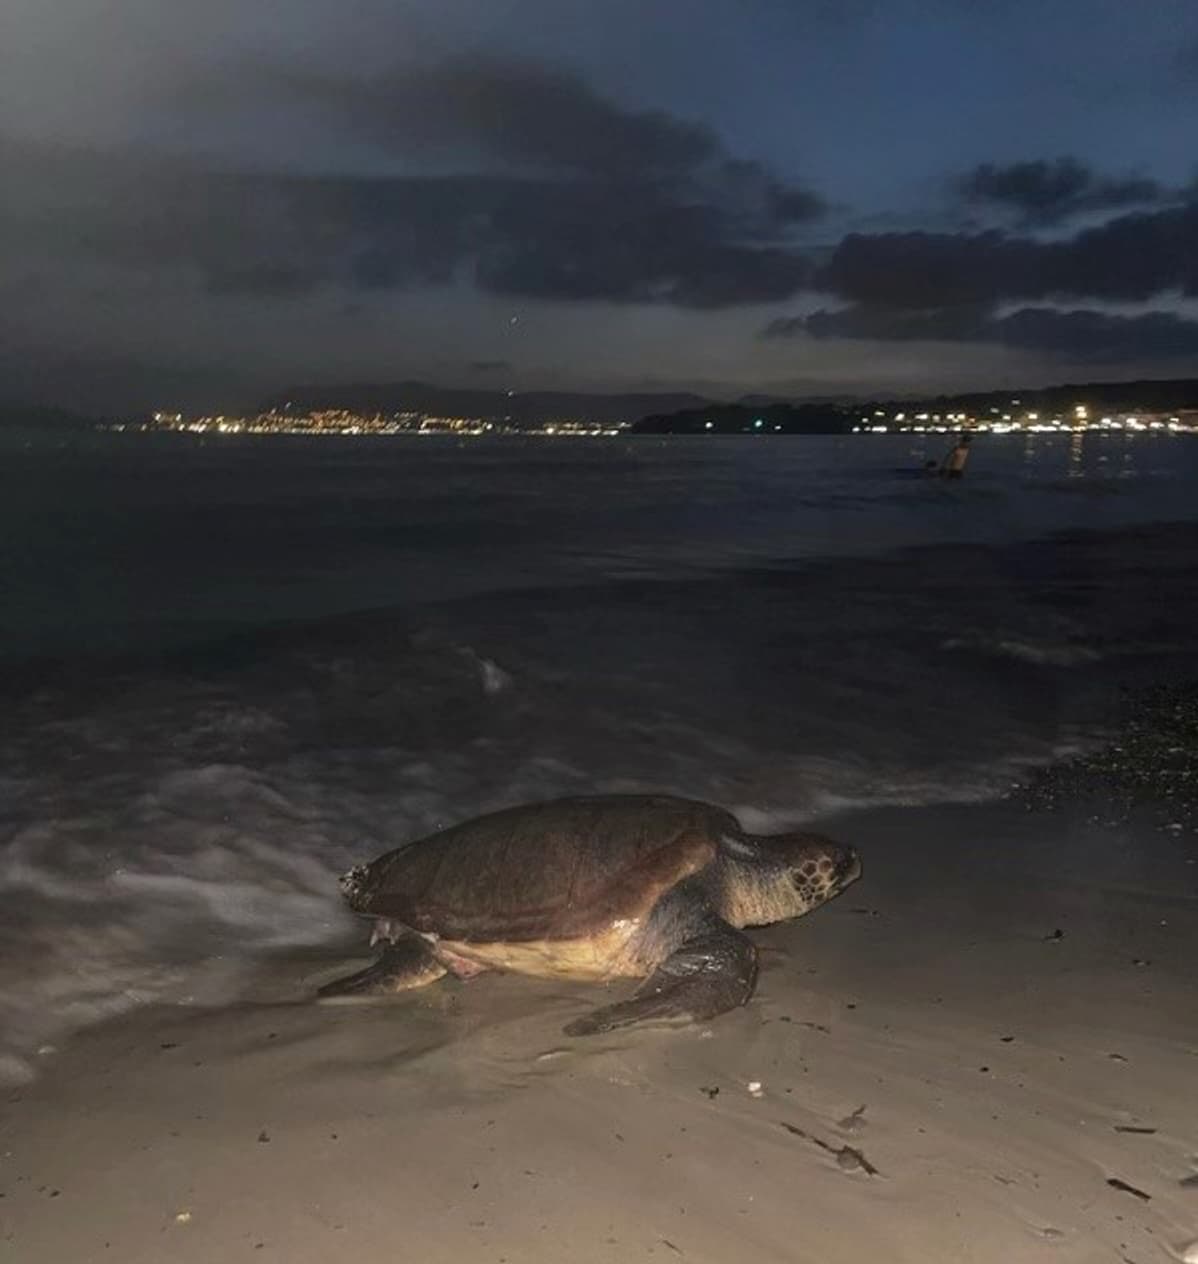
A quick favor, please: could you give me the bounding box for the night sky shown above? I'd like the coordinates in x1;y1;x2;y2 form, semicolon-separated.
3;0;1198;411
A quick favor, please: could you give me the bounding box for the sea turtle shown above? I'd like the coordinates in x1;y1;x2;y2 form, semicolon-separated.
318;794;861;1035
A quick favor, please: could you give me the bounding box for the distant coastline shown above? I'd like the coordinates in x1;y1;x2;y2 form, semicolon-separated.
5;374;1198;437
634;377;1198;435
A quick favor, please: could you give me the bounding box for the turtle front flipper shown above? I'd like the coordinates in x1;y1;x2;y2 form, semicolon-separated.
317;935;447;1000
564;917;758;1037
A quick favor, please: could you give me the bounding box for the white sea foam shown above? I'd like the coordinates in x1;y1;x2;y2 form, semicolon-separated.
941;634;1102;667
0;759;353;1081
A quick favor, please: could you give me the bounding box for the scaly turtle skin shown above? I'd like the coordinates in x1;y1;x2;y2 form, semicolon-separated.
318;794;860;1035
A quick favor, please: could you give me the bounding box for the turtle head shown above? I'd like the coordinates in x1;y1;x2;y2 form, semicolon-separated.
723;830;860;926
338;863;372;910
782;834;861;915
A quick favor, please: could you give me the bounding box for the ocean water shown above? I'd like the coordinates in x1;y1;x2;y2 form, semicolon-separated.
3;428;1198;1079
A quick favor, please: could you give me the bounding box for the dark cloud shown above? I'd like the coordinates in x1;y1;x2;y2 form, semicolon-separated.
818;201;1198;309
765;305;990;342
253;55;811;229
766;303;1198;360
8;153;815;308
997;306;1198;357
470;359;512;373
4;56;824;309
959;157;1163;224
471;183;811;305
272;56;826;303
818;230;1031;309
267;56;721;178
767;192;1198;361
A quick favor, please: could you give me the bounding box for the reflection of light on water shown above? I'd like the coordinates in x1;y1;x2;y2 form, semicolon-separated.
1021;434;1038;464
1068;430;1084;478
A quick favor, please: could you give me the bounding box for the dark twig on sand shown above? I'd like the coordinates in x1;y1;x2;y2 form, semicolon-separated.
778;1120;881;1176
1106;1177;1151;1201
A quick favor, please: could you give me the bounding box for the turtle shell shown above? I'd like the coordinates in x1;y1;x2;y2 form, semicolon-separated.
346;795;737;943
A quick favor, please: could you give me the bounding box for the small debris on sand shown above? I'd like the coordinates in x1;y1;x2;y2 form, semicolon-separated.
836;1148;878;1176
779;1120;881;1177
837;1105;867;1131
1106;1176;1151;1201
747;1081;764;1098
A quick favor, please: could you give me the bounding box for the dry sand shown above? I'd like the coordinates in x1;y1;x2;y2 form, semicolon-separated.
3;802;1197;1263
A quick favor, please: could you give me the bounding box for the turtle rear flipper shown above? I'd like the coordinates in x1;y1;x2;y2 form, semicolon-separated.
318;935;447;1000
564;917;758;1036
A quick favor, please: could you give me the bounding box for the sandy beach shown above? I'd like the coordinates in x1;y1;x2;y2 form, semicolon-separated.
4;801;1195;1264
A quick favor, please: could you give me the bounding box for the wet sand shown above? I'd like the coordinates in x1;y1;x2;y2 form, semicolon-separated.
3;802;1196;1264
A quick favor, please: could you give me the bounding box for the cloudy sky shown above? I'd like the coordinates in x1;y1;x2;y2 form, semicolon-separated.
2;0;1198;411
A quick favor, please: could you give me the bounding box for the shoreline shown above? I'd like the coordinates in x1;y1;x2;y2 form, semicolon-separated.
4;801;1196;1263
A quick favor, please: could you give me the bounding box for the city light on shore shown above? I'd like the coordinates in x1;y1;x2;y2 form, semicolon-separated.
106;399;1198;440
852;404;1198;435
137;410;630;438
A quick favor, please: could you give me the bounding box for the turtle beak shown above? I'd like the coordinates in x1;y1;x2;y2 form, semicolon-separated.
836;848;862;887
